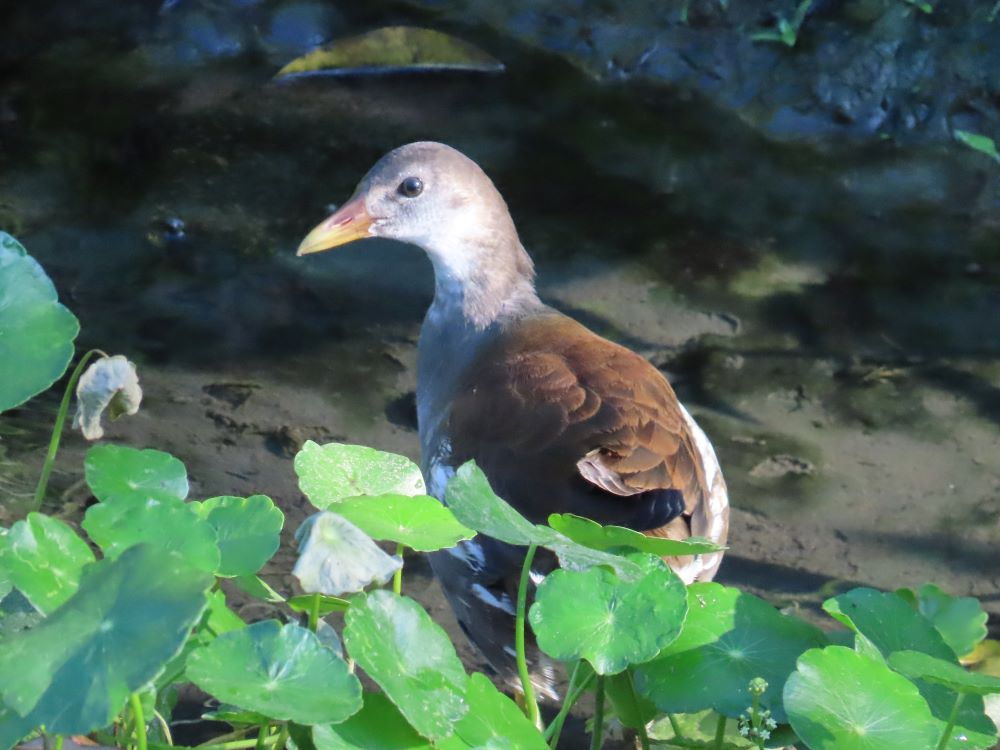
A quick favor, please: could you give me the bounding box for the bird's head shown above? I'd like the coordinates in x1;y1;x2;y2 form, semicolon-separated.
296;141;530;289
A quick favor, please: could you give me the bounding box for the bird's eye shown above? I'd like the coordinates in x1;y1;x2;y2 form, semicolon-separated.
398;176;424;198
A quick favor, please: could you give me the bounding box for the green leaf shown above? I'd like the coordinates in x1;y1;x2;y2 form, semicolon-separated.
293;512;401;596
315;620;343;657
276;26;504;78
548;513;725;556
955;129;1000;164
233;574;285;603
634;582;826;722
204;590;246;634
648;709;766;747
0;701;36;750
823;588;953;659
202;705;272;727
0;232;79;413
295;441;425;509
187;620;361;724
895;583;988;658
436;673;548;750
605;671;658;730
823;589;996;749
83;494;220;573
0;589;42;637
444;462;544;546
194;495;284;577
312;692;432;750
333;494;474;551
84;444;188;502
445;463;641;580
890;650;1000;696
784;646;940;749
287;594;350;616
529;552;687;674
0;544;211;736
342;591;467;740
0;513;94;614
544;536;642;581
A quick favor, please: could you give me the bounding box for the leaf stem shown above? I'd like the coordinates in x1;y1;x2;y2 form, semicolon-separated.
624;671;650;750
130;693;148;750
935;692;965;750
515;542;540;726
666;713;684;738
193;729;252;747
590;675;605;750
53;736;64;750
153;710;174;746
32;348;103;511
544;661;595;747
392;543;404;595
254;725;269;750
155;738;281;750
307;593;320;632
274;724;289;750
713;714;726;750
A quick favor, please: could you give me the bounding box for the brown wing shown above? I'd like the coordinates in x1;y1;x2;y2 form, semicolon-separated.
446;313;716;546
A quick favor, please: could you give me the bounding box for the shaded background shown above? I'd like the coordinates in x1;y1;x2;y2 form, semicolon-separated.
1;0;998;658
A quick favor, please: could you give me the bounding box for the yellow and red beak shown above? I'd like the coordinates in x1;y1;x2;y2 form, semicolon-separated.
296;194;375;256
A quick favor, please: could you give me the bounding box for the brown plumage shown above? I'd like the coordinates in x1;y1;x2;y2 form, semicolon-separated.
296;141;729;697
446;312;727;579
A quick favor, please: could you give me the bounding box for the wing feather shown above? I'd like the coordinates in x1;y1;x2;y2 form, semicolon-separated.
446;313;728;570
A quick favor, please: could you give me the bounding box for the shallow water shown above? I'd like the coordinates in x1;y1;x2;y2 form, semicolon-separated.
1;0;998;641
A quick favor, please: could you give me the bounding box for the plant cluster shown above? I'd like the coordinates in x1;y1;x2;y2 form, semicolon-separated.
1;231;998;750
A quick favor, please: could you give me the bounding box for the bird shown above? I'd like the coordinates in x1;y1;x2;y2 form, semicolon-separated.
296;141;730;698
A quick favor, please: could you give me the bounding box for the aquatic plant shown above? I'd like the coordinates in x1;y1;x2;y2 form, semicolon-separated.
1;233;997;750
750;0;815;48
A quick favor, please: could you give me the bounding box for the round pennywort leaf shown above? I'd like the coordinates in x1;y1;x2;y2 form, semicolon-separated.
343;590;468;740
896;584;988;658
187;620;361;724
530;552;687;674
784;645;939;749
195;495;284;577
444;462;544;546
444;462;641;580
333;494;474;551
84;444;188;502
313;692;432;750
0;232;79;413
548;513;725;556
294;441;424;508
634;582;827;722
0;544;212;736
83;494;220;573
889;650;1000;696
0;513;94;615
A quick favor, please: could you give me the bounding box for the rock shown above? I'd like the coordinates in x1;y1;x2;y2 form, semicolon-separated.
749;454;816;479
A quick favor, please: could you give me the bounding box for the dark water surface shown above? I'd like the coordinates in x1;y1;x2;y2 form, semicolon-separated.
1;1;999;636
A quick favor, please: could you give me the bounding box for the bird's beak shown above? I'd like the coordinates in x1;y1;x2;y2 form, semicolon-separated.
296;194;375;256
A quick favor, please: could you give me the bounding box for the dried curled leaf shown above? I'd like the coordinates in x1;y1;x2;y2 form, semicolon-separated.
73;355;142;440
293;512;401;596
276;26;504;78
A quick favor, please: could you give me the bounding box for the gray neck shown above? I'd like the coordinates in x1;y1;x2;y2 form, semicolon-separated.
424;234;541;330
416;257;543;461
